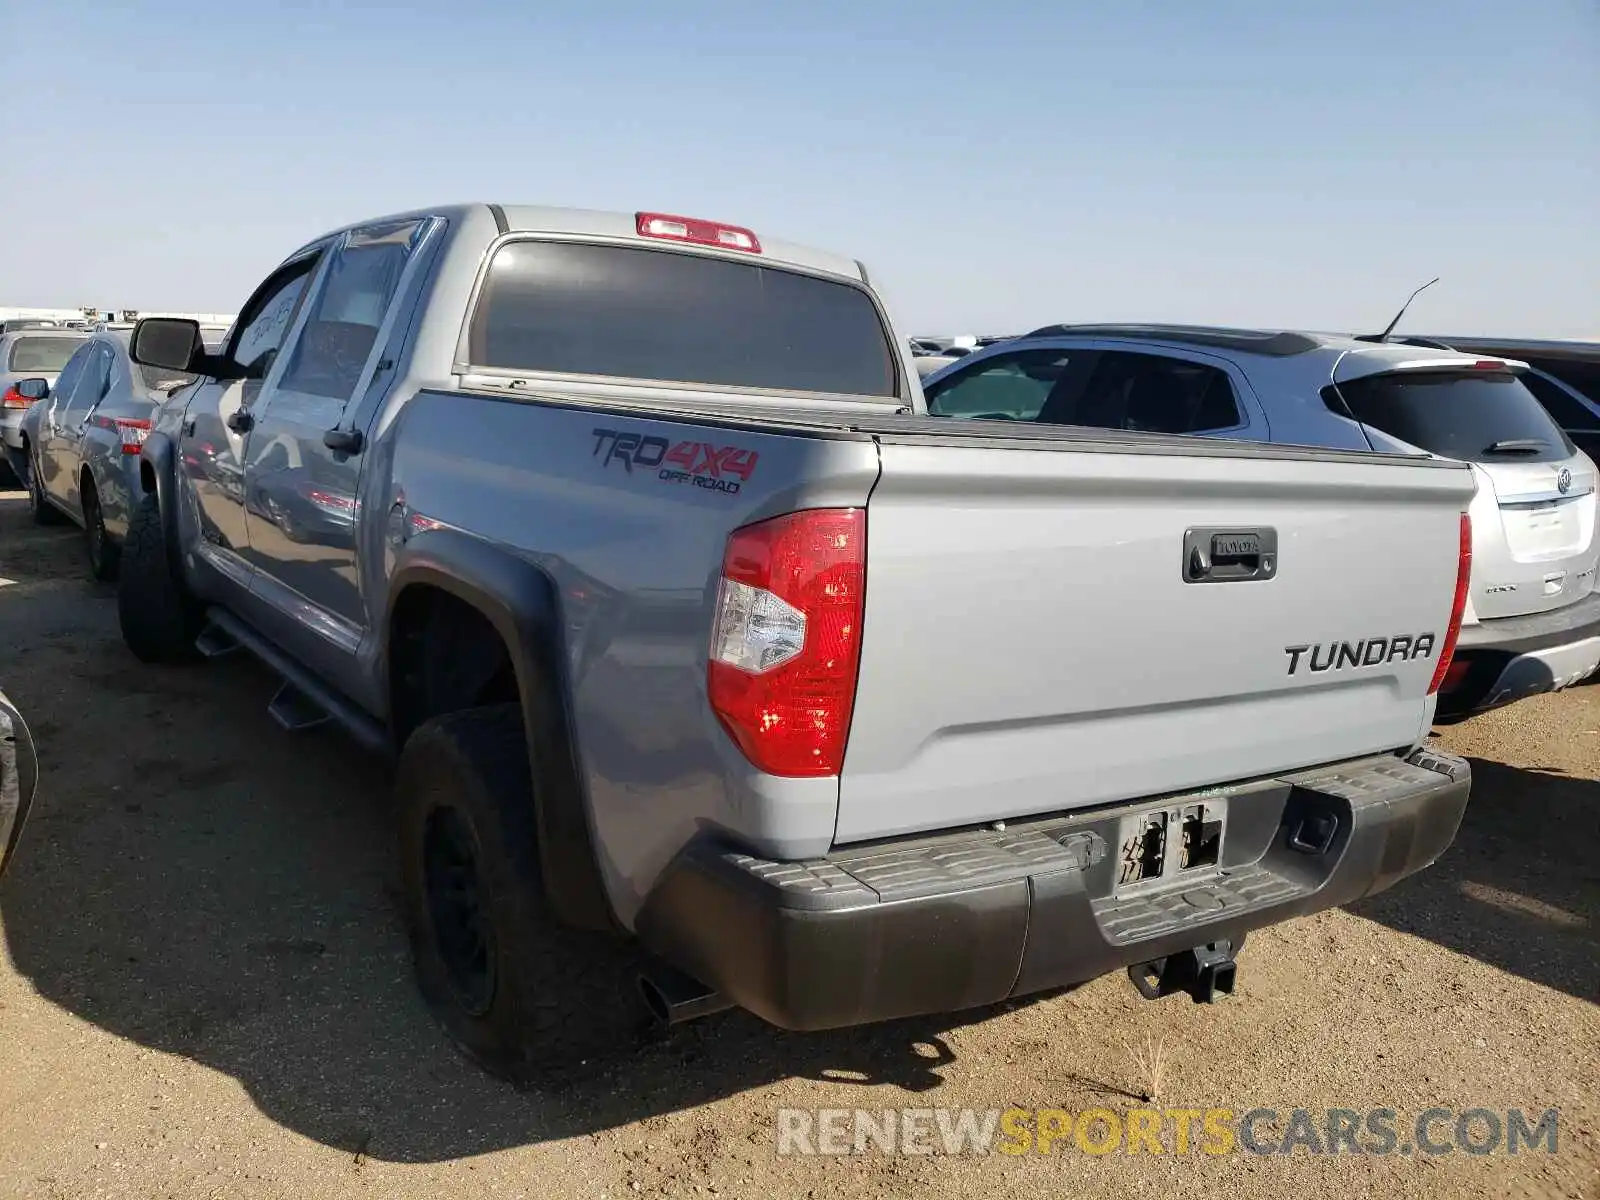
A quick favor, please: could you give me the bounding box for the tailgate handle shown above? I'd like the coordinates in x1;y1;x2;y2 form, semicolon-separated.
1184;527;1277;584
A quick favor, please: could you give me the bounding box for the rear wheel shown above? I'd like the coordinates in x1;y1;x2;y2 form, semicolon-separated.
395;704;648;1084
26;447;64;526
117;492;201;663
83;481;120;582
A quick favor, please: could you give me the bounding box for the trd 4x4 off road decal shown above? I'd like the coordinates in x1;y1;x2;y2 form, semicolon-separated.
591;428;759;496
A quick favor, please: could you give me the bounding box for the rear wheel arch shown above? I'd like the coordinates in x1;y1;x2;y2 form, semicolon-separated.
134;432;181;547
385;531;616;933
388;584;519;746
81;469;120;581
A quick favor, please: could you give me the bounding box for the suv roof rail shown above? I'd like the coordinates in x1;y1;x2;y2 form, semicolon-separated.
1373;335;1458;350
1021;324;1323;357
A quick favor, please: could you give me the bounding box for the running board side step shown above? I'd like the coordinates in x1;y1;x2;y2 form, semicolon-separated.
194;623;242;659
268;683;331;733
199;608;390;756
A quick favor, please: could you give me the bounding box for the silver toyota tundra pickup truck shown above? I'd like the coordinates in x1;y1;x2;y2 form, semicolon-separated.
119;203;1476;1082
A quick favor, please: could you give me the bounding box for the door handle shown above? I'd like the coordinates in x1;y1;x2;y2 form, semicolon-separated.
182;417;197;436
323;428;364;455
226;409;254;434
1183;528;1278;583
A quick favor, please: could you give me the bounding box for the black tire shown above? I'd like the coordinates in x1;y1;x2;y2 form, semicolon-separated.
26;448;65;526
117;492;201;663
83;482;120;582
396;704;649;1084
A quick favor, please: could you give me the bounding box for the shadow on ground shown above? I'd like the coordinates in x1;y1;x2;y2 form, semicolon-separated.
0;494;1045;1163
1351;755;1599;1002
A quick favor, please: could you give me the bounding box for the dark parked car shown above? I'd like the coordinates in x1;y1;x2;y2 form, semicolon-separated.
0;687;39;882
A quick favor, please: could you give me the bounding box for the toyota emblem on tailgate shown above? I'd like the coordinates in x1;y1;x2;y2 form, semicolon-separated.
1557;467;1573;493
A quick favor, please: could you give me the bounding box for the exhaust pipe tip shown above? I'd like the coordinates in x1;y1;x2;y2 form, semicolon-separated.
637;963;732;1027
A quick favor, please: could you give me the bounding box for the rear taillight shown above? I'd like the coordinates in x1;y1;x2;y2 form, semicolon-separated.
114;417;151;455
707;509;865;777
637;211;762;254
1428;514;1472;696
1;387;35;410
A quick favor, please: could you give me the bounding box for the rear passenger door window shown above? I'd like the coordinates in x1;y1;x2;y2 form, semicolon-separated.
58;344;111;424
44;344;93;424
1059;351;1243;435
924;349;1082;420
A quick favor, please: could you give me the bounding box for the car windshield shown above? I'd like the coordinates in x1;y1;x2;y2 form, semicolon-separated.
8;336;85;373
468;241;900;398
1335;370;1577;464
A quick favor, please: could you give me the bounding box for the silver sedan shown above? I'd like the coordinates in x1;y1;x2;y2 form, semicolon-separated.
20;331;196;580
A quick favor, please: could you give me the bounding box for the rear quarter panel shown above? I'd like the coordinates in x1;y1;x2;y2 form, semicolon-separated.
379;390;881;926
83;425;146;539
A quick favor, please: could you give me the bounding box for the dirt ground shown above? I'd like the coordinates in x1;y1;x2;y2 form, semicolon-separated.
0;489;1595;1200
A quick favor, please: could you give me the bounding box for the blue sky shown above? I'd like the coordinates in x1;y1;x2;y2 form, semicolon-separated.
5;0;1596;336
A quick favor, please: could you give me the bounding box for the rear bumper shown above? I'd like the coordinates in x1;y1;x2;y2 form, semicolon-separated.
1440;592;1600;720
0;413;25;452
634;747;1470;1031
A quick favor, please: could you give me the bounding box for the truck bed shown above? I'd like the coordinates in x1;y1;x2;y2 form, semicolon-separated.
452;376;1453;465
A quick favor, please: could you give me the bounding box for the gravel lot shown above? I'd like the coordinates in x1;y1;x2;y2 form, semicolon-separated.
1;489;1595;1200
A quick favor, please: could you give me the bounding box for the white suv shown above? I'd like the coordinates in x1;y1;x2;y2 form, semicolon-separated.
920;324;1600;720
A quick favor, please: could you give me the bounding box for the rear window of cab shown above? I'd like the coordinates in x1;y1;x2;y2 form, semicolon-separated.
467;240;900;398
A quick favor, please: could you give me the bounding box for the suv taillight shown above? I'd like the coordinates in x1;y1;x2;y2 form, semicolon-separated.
707;508;866;777
1;387;34;410
1428;514;1472;696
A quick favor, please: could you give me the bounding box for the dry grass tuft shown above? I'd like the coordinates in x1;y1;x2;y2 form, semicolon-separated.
1127;1036;1168;1103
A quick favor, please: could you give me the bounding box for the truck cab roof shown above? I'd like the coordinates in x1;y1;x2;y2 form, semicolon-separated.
293;203;869;284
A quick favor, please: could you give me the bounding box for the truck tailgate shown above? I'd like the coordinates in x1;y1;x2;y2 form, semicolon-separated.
838;434;1475;843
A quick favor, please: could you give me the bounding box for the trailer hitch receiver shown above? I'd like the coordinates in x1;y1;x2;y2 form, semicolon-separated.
1128;939;1240;1004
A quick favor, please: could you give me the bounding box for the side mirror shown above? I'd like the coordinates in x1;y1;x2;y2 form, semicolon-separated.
14;378;49;401
131;317;204;374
